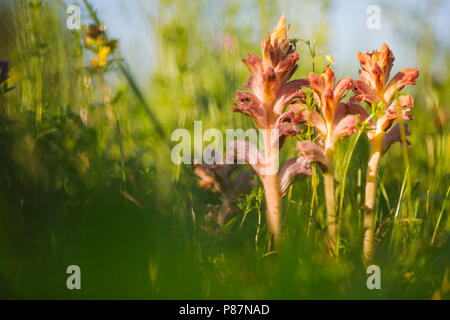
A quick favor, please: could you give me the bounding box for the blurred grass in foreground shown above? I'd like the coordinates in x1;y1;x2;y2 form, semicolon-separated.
0;0;448;299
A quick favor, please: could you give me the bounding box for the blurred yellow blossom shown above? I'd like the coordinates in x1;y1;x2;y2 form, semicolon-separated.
91;46;111;68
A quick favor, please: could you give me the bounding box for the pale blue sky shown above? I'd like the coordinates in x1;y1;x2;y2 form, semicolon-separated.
72;0;450;81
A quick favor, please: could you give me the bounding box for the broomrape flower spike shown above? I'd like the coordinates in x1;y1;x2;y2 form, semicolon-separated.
233;15;311;250
351;43;419;264
296;65;367;255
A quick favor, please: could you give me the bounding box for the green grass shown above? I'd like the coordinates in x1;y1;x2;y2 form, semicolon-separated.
0;0;448;299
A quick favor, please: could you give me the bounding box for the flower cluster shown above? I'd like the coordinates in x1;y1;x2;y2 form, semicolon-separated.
233;15;309;144
351;43;418;153
230;15;311;248
291;65;369;253
351;43;419;262
193;17;418;260
296;66;368;171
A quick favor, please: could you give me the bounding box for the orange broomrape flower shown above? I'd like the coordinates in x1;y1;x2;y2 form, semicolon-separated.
295;65;363;254
352;43;419;152
232;15;311;249
233;15;309;135
353;43;418;105
352;43;419;264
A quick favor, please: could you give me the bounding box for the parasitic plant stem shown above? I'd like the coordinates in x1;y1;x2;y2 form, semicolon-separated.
261;127;282;249
262;173;281;249
363;132;383;264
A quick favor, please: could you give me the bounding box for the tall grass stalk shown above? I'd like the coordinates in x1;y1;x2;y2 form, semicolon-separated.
431;186;449;246
336;128;365;257
97;70;127;188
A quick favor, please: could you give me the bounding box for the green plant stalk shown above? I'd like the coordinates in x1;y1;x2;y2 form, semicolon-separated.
35;59;42;124
431;185;449;245
398;119;413;248
118;61;166;140
336;130;363;257
98;70;127;189
255;198;262;252
308;165;319;236
32;4;43;125
389;165;409;251
323;171;336;254
363;131;384;264
324;133;336;255
307;111;319;237
113;111;127;186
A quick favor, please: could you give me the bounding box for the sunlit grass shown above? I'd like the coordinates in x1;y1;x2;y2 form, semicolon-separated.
0;0;448;299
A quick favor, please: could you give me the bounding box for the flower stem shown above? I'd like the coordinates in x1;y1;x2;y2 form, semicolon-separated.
262;173;281;250
363;133;384;264
260;128;281;250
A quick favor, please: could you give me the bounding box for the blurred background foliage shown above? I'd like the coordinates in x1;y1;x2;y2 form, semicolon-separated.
0;0;448;299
